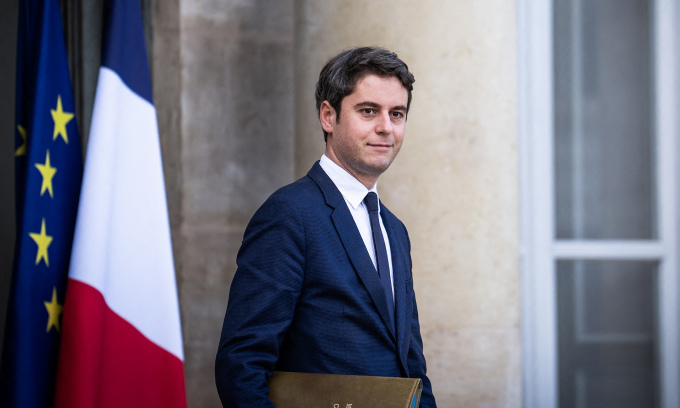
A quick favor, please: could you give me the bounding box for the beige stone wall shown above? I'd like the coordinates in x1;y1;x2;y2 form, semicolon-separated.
156;0;521;406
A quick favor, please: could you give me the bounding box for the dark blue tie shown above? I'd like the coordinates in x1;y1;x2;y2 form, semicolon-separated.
364;192;395;326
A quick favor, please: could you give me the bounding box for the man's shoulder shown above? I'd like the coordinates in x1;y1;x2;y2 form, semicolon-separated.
265;161;336;206
380;202;404;226
269;173;321;203
255;173;328;220
380;202;410;245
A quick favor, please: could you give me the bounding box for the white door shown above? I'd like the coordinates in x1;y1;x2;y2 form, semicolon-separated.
519;0;679;407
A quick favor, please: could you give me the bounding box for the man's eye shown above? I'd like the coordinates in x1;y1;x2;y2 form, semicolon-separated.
361;108;375;115
391;111;404;119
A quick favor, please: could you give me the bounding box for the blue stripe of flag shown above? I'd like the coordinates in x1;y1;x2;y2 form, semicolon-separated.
101;0;153;104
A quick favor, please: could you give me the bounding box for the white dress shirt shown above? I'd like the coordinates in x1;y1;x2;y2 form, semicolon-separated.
319;155;394;301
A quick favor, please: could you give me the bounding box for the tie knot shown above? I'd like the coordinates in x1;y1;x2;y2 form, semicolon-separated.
364;192;379;212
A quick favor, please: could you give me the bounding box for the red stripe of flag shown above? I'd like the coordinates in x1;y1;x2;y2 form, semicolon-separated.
55;280;186;408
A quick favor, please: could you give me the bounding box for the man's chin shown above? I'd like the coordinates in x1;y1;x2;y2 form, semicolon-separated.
360;161;394;177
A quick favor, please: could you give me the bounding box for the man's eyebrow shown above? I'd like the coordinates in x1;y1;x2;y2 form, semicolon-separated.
354;101;407;111
354;101;380;109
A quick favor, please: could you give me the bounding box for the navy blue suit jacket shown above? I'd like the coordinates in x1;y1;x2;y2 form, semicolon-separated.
215;162;436;407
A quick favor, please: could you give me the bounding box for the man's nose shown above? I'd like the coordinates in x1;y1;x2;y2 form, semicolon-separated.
375;112;393;135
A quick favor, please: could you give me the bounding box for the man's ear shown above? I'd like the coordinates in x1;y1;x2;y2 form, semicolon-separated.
319;101;336;135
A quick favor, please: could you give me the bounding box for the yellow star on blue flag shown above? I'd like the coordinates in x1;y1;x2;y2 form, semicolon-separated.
51;95;74;144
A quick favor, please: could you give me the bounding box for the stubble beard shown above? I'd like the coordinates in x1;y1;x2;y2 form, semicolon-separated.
347;144;401;180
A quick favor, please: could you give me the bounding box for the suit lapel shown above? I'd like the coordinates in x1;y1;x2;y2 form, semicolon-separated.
381;206;410;358
308;163;396;340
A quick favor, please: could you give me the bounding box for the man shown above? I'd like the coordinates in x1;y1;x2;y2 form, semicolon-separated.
215;46;436;408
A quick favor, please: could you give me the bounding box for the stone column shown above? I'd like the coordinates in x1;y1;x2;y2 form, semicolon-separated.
172;1;295;406
294;1;521;406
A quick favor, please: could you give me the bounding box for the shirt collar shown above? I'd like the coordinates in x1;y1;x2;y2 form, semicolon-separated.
319;154;379;211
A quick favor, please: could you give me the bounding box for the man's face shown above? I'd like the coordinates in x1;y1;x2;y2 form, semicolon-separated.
321;74;409;188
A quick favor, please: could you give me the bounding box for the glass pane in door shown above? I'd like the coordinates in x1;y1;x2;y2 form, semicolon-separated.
554;0;656;240
557;260;658;408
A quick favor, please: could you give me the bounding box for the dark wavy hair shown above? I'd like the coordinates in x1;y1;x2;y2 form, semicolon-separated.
315;47;415;142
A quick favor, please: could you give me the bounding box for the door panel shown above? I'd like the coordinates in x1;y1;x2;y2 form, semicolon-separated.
557;261;658;408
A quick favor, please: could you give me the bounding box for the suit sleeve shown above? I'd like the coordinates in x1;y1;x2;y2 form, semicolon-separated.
215;194;305;407
408;292;437;408
403;228;437;408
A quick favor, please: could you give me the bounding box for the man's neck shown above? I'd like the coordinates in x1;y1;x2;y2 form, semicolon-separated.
323;150;378;189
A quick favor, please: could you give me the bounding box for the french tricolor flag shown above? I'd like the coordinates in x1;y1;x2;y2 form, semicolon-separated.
55;1;186;407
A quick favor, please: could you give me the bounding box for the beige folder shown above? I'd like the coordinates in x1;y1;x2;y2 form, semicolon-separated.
268;371;422;408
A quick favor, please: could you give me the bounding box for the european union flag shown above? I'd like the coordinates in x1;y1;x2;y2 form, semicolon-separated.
0;0;83;406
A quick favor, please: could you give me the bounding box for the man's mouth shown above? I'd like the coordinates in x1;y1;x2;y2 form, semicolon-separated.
367;143;392;149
